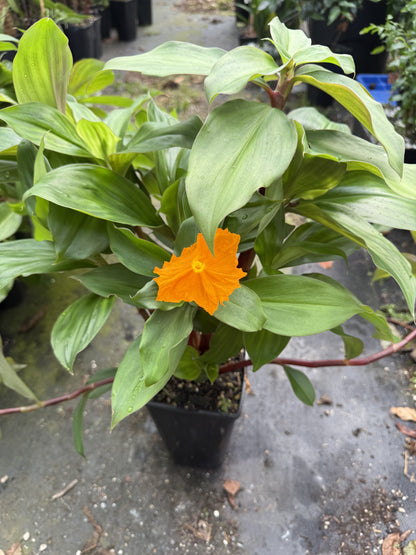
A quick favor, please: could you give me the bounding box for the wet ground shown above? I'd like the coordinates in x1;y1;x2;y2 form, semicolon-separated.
1;2;416;554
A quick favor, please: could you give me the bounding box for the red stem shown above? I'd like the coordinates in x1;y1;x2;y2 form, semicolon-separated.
1;327;415;416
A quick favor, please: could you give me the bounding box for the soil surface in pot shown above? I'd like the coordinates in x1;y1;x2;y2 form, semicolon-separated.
152;370;243;413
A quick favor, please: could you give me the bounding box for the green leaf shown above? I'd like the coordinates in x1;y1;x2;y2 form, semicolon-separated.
123;116;202;152
213;285;266;332
293;45;355;74
186;99;297;248
77;264;149;303
288;107;351;134
0;239;56;280
51;293;115;372
76;119;120;160
283;365;315;406
0;203;22;240
174;346;202;380
48;204;109;261
140;305;195;386
246;275;363;336
25;164;163;227
111;335;173;428
73;393;88;457
244;329;289;371
0;127;22;153
200;323;244;365
331;326;364;359
296;202;416;317
104;41;225;76
69;58;113;97
0;336;38;401
131;280;180;311
108;224;170;276
284;154;346;201
294;66;404;176
317;171;416;230
13;18;72;113
0;103;91;157
269;16;311;62
204;46;278;102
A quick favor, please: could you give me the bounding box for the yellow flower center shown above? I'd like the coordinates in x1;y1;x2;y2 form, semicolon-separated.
192;258;205;273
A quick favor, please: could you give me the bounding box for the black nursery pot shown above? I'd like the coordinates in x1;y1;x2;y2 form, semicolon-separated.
110;0;137;41
137;0;152;26
64;16;102;62
147;375;245;468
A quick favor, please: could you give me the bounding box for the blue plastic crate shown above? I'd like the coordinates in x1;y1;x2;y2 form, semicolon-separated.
356;74;397;105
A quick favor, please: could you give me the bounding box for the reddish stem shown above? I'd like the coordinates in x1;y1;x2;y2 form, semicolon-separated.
1;327;415;416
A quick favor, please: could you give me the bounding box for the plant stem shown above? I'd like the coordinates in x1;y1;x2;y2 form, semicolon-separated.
1;327;415;416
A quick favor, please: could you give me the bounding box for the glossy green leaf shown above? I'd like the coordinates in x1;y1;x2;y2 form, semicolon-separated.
73;393;88;457
124;116;202;152
79;95;133;107
13;18;72;113
294;66;404;176
296;202;416;317
0;203;22;240
244;329;289;372
316;171;416;230
131;279;180;311
200;323;244;365
331;326;364;359
288;107;351;134
69;58;113;97
246;274;363;335
105;41;225;76
0;103;91;157
77;263;149;303
76;120;120;160
284;154;346;200
108;225;170;276
269;16;311;61
25;164;163;227
140;305;195;386
51;293;115;372
204;46;278;102
213;285;266;332
283;365;315;406
0;127;22;153
186;99;297;248
174;346;202;380
48;204;109;261
380;163;416;201
111;335;173;428
0;239;56;279
0;336;37;401
293;45;355;74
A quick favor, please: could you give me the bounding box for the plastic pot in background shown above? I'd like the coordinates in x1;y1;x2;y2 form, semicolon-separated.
64;16;102;62
137;0;152;26
110;0;137;41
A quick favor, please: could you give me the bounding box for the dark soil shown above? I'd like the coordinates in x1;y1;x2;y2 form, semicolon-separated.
152;370;244;414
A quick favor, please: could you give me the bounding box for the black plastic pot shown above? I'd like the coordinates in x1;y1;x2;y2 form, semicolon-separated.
64;16;102;62
100;6;112;39
405;148;416;164
147;374;245;468
110;0;137;41
137;0;152;26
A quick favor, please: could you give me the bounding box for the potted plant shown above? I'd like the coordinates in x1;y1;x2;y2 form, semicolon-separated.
236;0;276;45
361;0;416;162
1;17;416;468
300;0;390;76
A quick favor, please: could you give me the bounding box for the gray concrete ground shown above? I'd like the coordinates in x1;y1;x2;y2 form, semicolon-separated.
1;3;416;554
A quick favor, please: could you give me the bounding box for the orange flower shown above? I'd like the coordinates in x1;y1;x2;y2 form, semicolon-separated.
153;228;246;315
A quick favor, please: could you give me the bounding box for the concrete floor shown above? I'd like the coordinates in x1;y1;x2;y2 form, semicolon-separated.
1;3;416;554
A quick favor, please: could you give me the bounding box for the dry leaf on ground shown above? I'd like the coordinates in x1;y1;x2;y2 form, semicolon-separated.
382;532;402;555
223;479;241;508
391;407;416;422
318;261;333;269
397;422;416;439
5;545;22;555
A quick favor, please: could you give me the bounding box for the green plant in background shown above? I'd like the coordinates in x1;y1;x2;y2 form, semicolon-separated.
362;0;416;143
1;18;416;453
236;0;277;39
